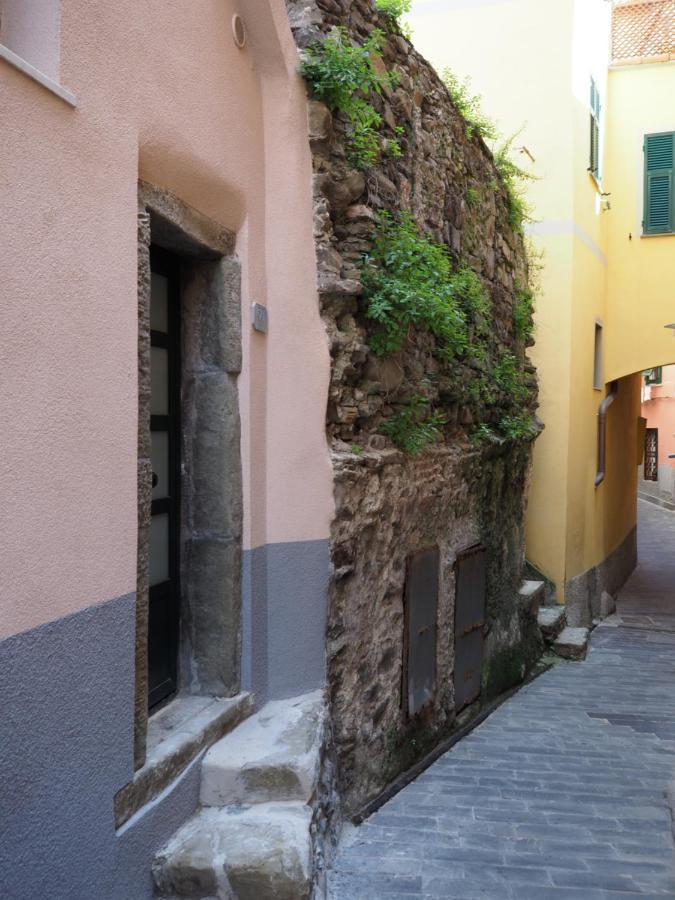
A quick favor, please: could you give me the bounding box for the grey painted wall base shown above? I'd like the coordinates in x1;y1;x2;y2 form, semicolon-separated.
565;525;637;627
0;541;330;898
241;538;330;705
0;594;202;900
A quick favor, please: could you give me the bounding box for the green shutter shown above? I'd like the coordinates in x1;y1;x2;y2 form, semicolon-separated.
644;132;675;235
590;115;599;175
589;79;600;177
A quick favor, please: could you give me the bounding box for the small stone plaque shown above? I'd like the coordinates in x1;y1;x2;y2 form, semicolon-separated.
251;302;268;334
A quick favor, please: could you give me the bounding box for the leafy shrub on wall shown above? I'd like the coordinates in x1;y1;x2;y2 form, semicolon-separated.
299;28;401;168
361;213;537;451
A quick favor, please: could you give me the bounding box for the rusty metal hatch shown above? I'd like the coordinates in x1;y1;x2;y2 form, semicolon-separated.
454;545;487;712
403;546;439;718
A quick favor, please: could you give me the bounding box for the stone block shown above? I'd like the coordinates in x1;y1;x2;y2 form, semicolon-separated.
201;691;325;807
115;693;252;828
553;626;590;661
537;606;566;642
518;580;544;619
182;536;241;695
182;370;242;539
307;100;332;141
153;803;312;899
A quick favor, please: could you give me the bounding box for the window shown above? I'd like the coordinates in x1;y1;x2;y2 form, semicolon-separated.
0;0;75;105
589;78;601;178
645;366;663;385
593;322;603;390
0;0;60;79
644;428;658;481
644;132;675;235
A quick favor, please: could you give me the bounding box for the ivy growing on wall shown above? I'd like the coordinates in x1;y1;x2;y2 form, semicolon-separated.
441;67;534;234
375;0;413;38
362;212;489;360
360;213;537;452
380;395;447;454
298;31;538;453
299;28;401;169
441;69;498;142
375;0;412;21
513;283;535;342
493;136;534;233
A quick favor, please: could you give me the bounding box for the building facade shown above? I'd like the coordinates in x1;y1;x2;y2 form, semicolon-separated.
409;0;675;623
2;1;543;897
0;2;334;897
639;364;675;505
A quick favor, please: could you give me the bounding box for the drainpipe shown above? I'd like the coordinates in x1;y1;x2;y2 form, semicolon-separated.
595;380;619;487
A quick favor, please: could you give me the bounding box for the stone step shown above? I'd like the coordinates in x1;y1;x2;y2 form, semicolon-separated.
153;802;312;900
518;580;545;618
201;691;325;807
537;605;566;642
552;626;590;661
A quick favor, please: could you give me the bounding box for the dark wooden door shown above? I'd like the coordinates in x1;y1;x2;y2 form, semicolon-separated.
404;547;439;717
148;246;181;710
454;545;486;712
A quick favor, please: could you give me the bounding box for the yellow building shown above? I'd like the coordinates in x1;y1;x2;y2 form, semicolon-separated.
408;0;675;623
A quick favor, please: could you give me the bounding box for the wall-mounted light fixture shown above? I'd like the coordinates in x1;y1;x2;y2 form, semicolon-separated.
232;14;247;49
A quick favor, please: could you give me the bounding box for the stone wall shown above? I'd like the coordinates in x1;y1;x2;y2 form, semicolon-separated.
286;0;541;813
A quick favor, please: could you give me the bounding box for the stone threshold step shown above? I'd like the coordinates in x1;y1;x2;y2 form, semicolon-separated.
153;802;312;900
553;626;590;661
518;580;545;618
537;605;566;642
201;690;326;807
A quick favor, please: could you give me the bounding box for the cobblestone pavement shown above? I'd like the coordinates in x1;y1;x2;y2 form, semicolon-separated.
328;502;675;898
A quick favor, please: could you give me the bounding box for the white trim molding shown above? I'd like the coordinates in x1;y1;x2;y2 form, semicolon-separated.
0;42;76;107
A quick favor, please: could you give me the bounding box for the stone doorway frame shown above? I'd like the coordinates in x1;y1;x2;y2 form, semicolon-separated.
135;182;242;767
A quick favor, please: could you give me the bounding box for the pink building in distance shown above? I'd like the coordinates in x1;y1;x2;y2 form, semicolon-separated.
640;364;675;507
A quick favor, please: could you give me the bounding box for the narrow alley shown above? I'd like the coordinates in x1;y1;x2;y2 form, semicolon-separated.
328;499;675;898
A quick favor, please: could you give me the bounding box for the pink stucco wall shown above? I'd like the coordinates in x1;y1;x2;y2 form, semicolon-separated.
641;365;675;466
0;0;333;639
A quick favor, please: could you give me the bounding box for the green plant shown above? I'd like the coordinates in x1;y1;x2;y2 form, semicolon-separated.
471;423;500;445
375;0;412;37
299;27;398;168
466;186;479;207
499;412;539;441
351;443;363;455
362;212;491;360
380;395;447;454
441;69;498;142
384;136;403;158
493;350;531;405
513;284;535;342
493;135;534;232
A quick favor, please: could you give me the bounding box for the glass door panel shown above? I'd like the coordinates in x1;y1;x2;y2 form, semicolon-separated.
147;246;180;711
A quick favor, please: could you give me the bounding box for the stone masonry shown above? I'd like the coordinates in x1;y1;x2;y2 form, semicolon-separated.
285;0;540;814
